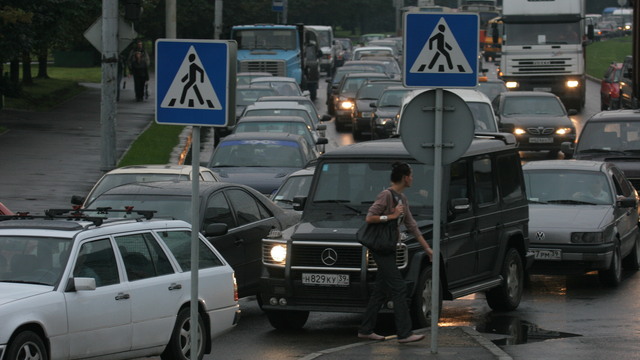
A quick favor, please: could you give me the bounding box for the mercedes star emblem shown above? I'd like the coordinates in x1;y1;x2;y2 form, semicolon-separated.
321;248;338;266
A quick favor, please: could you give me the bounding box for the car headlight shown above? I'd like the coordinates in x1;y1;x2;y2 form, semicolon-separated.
556;127;572;135
514;128;527;135
375;117;393;125
340;100;354;110
270;244;287;263
566;80;580;88
571;232;604;244
505;81;518;89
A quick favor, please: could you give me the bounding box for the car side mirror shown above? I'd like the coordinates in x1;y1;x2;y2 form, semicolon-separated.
587;24;594;40
302;90;311;97
204;223;228;237
316;137;329;145
567;109;578;116
293;196;307;211
321;114;331;122
316;124;327;131
65;277;96;292
326;78;331;83
370;102;377;108
560;142;575;156
617;196;637;208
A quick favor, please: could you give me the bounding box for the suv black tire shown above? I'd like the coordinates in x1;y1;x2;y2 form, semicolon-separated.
410;266;442;328
265;309;310;330
486;248;524;311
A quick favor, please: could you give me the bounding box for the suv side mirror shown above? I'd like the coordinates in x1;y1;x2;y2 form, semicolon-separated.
321;114;332;122
316;124;327;131
293;196;307;211
71;195;85;206
316;137;329;145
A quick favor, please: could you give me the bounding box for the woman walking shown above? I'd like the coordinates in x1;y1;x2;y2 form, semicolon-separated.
358;162;433;343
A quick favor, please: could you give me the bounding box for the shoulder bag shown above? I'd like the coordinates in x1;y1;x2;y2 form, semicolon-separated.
356;189;399;254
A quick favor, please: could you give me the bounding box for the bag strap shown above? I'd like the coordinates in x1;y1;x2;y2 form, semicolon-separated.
387;189;400;206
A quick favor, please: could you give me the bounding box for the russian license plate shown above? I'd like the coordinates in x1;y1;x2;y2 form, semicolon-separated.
302;273;349;287
533;87;552;92
529;137;554;143
531;249;562;260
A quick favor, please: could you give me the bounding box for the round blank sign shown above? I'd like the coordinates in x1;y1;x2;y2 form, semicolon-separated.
399;89;475;165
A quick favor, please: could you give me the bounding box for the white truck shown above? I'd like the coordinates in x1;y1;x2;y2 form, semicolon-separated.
498;0;587;111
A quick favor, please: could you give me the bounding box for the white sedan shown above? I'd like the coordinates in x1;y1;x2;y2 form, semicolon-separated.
0;214;239;360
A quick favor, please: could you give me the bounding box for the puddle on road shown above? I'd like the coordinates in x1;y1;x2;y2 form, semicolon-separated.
475;314;582;346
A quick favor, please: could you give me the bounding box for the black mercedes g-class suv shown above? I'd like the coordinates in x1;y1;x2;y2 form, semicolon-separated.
260;134;532;330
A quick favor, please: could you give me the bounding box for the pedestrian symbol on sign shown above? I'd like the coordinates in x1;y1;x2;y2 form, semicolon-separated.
409;17;472;74
160;45;222;110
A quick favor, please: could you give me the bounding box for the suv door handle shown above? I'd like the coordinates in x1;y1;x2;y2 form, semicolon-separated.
234;238;244;246
168;283;182;291
115;292;130;300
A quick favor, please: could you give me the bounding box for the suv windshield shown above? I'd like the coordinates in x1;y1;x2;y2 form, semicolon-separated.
311;161;434;215
577;120;640;153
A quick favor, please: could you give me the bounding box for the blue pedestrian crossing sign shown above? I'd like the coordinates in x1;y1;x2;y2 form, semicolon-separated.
403;13;478;88
156;39;237;126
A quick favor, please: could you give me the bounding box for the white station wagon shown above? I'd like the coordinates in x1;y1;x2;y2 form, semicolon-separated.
0;211;239;360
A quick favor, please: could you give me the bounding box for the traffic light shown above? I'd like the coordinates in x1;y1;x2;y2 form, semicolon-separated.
124;0;142;21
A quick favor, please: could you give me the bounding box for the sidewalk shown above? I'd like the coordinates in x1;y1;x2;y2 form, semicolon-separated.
0;72;511;360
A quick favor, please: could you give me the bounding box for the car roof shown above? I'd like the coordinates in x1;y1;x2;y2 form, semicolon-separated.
586;109;640;122
251;76;297;83
499;91;559;98
219;131;308;143
403;88;492;105
523;159;609;172
93;180;238;197
257;96;311;102
319;136;516;161
244;101;308;111
237;115;309;124
104;164;212;176
343;72;390;79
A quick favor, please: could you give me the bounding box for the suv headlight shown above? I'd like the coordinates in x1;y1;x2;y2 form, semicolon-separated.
263;240;287;266
514;128;526;135
571;232;604;244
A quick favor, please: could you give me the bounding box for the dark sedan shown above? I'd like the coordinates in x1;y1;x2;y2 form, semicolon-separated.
350;78;401;140
85;180;301;298
492;91;577;157
207;132;317;196
333;72;391;132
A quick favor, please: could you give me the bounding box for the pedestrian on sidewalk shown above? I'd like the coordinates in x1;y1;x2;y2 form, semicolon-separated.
128;40;150;102
358;162;433;344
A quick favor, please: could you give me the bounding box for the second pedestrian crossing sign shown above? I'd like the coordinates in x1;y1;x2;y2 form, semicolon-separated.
156;39;236;126
403;13;478;88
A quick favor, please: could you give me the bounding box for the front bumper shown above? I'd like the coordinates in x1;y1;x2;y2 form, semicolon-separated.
513;134;576;152
528;242;614;274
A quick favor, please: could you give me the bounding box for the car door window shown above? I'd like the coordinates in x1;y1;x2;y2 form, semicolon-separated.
611;168;632;198
497;153;525;204
204;192;236;229
227;188;268;226
473;156;497;206
115;233;174;281
74;239;119;287
155;230;224;271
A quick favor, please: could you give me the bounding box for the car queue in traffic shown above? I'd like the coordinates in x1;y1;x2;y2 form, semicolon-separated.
3;19;640;360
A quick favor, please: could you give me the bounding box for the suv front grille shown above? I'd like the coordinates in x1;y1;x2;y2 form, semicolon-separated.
527;127;555;135
289;242;408;270
238;60;286;77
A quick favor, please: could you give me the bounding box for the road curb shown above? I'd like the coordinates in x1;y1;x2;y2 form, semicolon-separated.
460;326;513;360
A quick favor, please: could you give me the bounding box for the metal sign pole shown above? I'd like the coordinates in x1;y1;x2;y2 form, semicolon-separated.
190;126;201;360
430;88;443;354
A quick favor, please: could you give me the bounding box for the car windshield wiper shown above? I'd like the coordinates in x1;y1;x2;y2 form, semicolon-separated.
314;200;362;214
547;199;597;205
